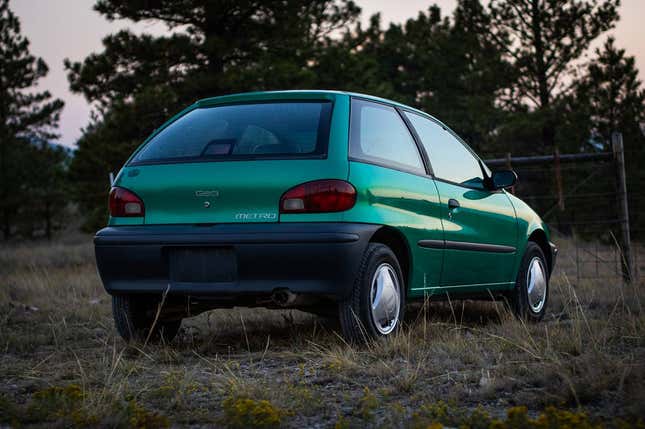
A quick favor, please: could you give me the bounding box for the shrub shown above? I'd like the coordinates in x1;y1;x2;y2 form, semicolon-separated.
222;396;284;428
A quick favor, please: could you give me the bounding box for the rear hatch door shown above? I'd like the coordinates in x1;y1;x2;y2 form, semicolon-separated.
118;159;344;224
114;99;346;224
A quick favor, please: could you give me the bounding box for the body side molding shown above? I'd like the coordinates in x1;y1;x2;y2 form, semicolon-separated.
418;239;516;253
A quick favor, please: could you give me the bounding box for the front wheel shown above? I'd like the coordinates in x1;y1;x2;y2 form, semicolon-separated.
509;242;549;321
339;243;405;343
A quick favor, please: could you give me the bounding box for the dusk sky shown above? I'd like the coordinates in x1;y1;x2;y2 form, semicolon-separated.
10;0;645;147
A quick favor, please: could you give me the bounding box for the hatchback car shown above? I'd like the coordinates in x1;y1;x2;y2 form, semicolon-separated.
95;90;556;343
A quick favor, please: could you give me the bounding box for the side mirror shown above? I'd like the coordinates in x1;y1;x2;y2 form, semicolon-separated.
490;170;517;190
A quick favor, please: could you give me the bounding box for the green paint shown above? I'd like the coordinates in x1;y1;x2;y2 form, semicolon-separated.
110;90;550;300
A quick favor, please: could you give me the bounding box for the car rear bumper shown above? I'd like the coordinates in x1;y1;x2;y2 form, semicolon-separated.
94;223;380;300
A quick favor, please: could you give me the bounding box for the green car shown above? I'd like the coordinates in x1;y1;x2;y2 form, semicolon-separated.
95;90;557;343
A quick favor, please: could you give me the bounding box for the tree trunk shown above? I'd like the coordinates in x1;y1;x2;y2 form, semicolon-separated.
204;2;225;77
2;209;10;240
0;130;9;241
45;201;52;241
531;0;555;152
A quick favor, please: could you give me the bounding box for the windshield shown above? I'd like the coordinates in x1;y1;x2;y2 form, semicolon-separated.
130;101;332;165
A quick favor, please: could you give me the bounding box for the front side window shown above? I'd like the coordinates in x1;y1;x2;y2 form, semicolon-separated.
130;101;332;164
349;99;425;174
404;111;485;188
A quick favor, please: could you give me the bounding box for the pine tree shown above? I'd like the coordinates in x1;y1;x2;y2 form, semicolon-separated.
311;13;398;99
0;0;65;239
576;37;645;237
581;37;645;142
327;1;511;153
66;0;360;109
421;0;513;153
488;0;619;151
66;0;360;230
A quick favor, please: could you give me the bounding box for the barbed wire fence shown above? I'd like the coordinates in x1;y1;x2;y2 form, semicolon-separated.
486;132;642;284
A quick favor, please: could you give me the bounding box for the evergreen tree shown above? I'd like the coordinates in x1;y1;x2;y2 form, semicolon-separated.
418;0;513;153
380;6;450;108
65;0;644;234
69;86;178;230
488;0;620;152
0;0;65;239
311;13;398;99
66;0;360;230
574;37;645;237
582;37;645;143
66;0;360;109
20;143;70;239
330;1;511;153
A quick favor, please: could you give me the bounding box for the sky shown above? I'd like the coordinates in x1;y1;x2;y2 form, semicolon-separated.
9;0;645;148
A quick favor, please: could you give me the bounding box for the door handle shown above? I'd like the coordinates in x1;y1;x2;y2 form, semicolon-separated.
448;198;460;210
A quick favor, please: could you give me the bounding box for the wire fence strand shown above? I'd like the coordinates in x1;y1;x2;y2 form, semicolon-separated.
486;148;644;282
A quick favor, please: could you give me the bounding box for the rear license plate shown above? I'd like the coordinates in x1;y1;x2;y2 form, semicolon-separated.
169;247;237;283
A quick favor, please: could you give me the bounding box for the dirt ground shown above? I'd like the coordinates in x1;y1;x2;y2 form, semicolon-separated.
1;236;644;428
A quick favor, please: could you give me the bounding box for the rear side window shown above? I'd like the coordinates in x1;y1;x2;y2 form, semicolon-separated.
349;99;425;174
404;111;486;188
130;101;332;164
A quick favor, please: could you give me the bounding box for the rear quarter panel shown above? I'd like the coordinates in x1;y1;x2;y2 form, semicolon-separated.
343;162;445;298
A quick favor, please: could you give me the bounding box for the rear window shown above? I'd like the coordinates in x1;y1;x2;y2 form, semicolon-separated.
130;101;332;164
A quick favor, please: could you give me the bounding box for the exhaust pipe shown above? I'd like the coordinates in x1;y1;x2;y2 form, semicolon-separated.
271;289;297;307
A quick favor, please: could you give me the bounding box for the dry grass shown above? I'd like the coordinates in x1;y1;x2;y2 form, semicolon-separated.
1;236;644;427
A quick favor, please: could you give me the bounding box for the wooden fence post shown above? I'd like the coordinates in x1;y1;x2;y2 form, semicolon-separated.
554;148;565;211
612;132;633;283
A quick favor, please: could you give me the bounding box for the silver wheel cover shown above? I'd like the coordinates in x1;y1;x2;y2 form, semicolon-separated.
370;263;401;335
526;256;547;313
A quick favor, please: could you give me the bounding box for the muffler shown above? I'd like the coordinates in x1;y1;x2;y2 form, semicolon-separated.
271;289;298;307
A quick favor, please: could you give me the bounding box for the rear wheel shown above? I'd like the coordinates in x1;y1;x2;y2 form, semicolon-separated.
509;242;549;321
339;243;405;343
112;294;181;343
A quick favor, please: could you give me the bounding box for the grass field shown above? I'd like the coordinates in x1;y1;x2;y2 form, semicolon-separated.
1;236;644;428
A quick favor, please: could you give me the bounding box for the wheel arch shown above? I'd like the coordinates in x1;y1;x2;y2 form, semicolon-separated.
527;228;552;274
368;226;411;292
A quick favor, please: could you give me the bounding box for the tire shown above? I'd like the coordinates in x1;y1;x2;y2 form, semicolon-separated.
509;242;549;321
112;294;181;343
339;243;405;343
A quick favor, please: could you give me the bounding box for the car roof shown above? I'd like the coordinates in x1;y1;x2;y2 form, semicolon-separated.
195;90;440;124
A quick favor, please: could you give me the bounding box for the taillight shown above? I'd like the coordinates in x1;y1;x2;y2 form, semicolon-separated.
109;187;145;217
280;180;356;213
